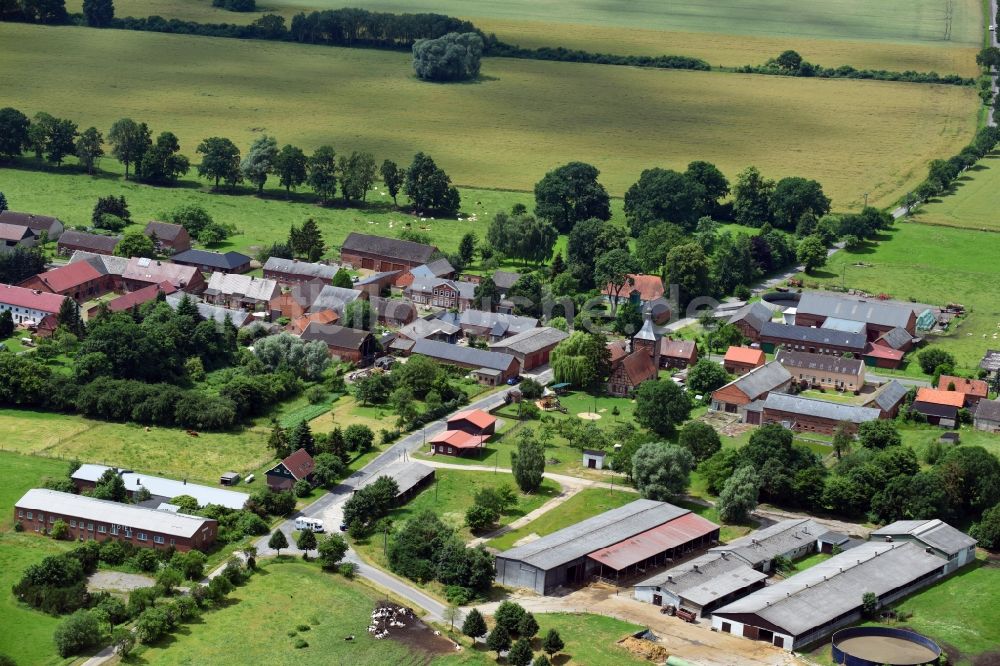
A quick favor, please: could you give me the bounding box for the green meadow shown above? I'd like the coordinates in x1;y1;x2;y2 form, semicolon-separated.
911;154;1000;231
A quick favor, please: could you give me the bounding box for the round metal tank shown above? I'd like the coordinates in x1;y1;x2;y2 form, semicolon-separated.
832;627;941;666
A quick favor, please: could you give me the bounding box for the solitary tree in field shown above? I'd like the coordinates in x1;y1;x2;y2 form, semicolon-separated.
775;49;803;71
268;529;288;555
412;32;483;82
108;118;151;180
196;136;241;190
541;628;564;656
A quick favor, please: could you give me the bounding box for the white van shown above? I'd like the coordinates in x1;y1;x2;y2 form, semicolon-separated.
294;517;324;533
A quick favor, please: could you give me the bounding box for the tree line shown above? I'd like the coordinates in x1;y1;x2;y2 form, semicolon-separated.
736;50;974;87
904;125;1000;209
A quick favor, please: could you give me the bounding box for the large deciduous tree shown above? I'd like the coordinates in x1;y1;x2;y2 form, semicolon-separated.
550;331;611;389
338;151;377;203
274;144;307;193
196;137;241;190
380;159;403;205
796;235;828;274
307;145;338;203
0;107;30;160
108;118;151;180
624;167;705;236
404;152;460;214
718;465;760;523
665;242;712;307
594;248;638;316
534;162;610;233
74;127;104;175
412;32;483;82
82;0;113;26
770;177;831;231
732;166;774;227
634;379;691;438
685;160;730;214
139;132;190;185
241;134;278;194
633;442;694;500
511;430;545;493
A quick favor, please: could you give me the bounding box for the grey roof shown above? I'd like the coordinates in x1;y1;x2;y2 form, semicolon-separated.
636;552;767;608
717;361;792;401
71;464;249;510
355;270;400;286
760;322;868;351
980;350;1000;372
727;301;771;331
371;297;416;322
15;489;214;539
877;326;914;350
763;393;881;424
263;257;340;281
308;285;362;313
173;249;251;270
300;323;372;349
710;519;825;568
492;270;522;291
634;316;657;342
0;210;62;233
870;519;977;556
58;230;121;253
797;292;914;330
489;327;568;355
975;399;1000;423
165;294;251;327
353;461;433;498
407;276;476;300
458;309;538;335
775;349;865;376
398;317;460;340
912;401;958;419
69;250;129;275
143;220;186;241
497;499;690;570
713;541;946;637
410;258;454;278
820;317;867;334
205;272;279;302
411;339;516;371
341;232;437;264
864;380;909;412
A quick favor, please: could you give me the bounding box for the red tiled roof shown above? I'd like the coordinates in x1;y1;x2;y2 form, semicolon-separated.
724;346;765;366
602;274;664;302
608;340;629;363
915;388;966;408
32;261;104;294
281;448;315;480
0;283;66;313
429;429;489;449
288;310;339;335
660;338;697;360
449;409;496;430
863;344;904;361
937;375;988;399
620;350;658;386
586;512;718;571
104;282;177;313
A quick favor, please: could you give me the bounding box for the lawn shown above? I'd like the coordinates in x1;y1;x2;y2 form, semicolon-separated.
487;487;636;551
0;408;273;486
911;153;1000;231
0;23;980;207
309;394;395;434
900;423;1000;461
798;223;1000;371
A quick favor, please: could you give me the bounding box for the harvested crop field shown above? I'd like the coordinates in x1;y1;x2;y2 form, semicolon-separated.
0;23;979;206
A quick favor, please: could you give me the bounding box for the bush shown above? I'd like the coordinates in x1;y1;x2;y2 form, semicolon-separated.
54;609;104;657
339;562;357;578
296;623;311;631
306;385;327;404
294;638;309;649
293;479;312;498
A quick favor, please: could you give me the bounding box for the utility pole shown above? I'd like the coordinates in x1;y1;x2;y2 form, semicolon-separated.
863;192;869;207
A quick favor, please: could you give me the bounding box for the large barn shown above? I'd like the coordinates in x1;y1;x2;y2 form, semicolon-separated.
495;499;719;594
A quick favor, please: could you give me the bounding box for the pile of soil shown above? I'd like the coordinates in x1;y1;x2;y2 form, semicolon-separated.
372;602;457;660
618;636;669;663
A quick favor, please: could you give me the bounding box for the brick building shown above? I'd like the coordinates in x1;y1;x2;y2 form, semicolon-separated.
759;322;868;357
659;338;698;369
795;292;916;339
143;221;191;254
340;232;437;272
726;302;772;342
711;361;792;420
761;393;881;435
19;257;117;302
723;346;766;376
488;326;568;371
262;257;340;285
56;230;121;257
299;323;377;364
171;249;252;275
776;349;865;392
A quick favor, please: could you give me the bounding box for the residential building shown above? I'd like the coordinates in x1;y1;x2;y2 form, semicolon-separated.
495;499;719;594
863;380;909;419
759;322;868;357
634;552;767;617
761;393;881;435
268;280;326;321
286;310;339;335
409;338;520;385
19;256;117;301
0;210;64;241
723;346;766;376
262;257;340;285
452;310;538;340
727;302;772;342
974;400;1000;432
659;338;698;369
14;488;217;552
405;276;476;311
711;361;793;421
71;464;249;510
86;281;177;318
56;230;120;257
602;274;664;310
202;272;279;310
936;375;989;407
911;388;965;427
395;316;461;345
171;249;252;275
265;448;315;491
396;257;455;288
143;221;191;254
870;519;977;575
488;326;568;371
795;291;917;339
607;317;660;397
429;409;496;456
776;349;865;392
339;232;437;272
0;283;66;325
122;257;206;293
0;222;36;252
299;323;377;364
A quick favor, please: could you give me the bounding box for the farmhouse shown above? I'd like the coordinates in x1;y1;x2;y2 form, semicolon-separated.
727;301;773;342
488;326;568;371
602;274;664;310
759;322;868;357
405;276;476;311
974;399;1000;432
634;552;767;617
659;338;698;369
495;499;719;594
340;232;437;272
14;489;217;552
122;257;206;293
862;380;909;419
202;272;279;310
936;375;989;407
87;281;177;318
143;221;191;254
870;519;977;575
286;310;339;335
723;346;766;376
396;316;461;344
607;318;660;397
352;460;435;505
299;323;377;364
263;257;341;285
397;258;455;288
0;210;64;240
795;292;916;339
19;256;117;301
56;230;121;257
776;349;865;392
711;361;792;420
0;283;65;326
265;448;315;491
410;339;520;385
71;464;250;510
761;393;880;435
428;409;496;456
911;388;965;427
171;249;252;275
711;540;951;651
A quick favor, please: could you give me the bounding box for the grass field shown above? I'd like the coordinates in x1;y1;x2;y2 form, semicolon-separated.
0;23;980;207
798;223;1000;371
911;154;1000;231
